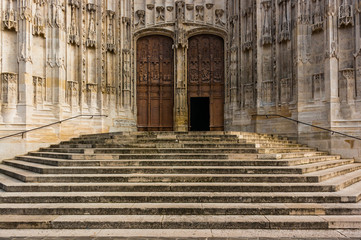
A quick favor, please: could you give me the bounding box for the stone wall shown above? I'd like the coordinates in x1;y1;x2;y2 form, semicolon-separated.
0;0;360;162
225;0;361;161
0;0;136;161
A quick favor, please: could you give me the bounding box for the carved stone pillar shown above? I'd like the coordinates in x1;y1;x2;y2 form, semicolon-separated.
47;0;66;114
325;0;338;106
355;0;361;99
174;0;188;131
17;0;34;123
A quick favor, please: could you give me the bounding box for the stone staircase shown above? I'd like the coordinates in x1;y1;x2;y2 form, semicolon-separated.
0;131;361;232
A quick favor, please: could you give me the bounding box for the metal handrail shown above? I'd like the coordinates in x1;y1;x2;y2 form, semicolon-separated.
0;115;108;141
253;114;361;141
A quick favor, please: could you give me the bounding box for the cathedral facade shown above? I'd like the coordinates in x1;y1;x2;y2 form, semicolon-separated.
0;0;360;160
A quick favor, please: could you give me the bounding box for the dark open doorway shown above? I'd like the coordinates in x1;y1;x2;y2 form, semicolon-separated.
190;97;210;131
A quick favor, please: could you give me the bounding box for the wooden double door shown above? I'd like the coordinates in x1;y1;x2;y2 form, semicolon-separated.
136;35;174;131
187;35;224;131
136;35;224;131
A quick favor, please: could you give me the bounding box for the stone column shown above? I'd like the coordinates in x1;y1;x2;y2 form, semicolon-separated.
47;0;66;118
174;0;188;132
324;0;338;122
17;0;34;123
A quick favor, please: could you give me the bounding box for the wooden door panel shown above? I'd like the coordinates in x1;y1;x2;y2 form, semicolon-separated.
187;35;224;131
137;35;174;131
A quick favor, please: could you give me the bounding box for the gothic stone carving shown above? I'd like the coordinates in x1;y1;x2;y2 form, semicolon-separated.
106;10;116;53
33;2;45;37
33;76;46;104
261;0;272;46
49;0;65;28
3;0;18;31
205;3;214;10
242;7;253;51
299;0;310;24
176;1;185;22
135;10;145;27
338;0;353;28
262;80;274;104
340;68;355;103
311;0;324;33
68;0;80;46
278;0;291;43
86;3;97;48
20;0;33;22
215;9;225;26
1;73;18;105
312;73;325;100
195;5;204;21
147;4;154;10
280;78;291;104
66;80;78;106
156;6;165;22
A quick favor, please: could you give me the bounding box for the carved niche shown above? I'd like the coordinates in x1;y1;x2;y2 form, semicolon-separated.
135;10;145;27
175;1;186;48
242;7;253;51
262;80;274;104
298;0;309;24
278;0;291;43
229;15;238;46
86;83;98;108
243;84;254;108
339;68;355;103
261;0;272;46
33;76;46;105
195;5;204;21
312;73;324;100
86;3;97;48
156;6;165;22
279;78;292;104
3;0;18;31
338;0;353;28
122;17;131;48
1;73;18;105
49;0;65;28
68;0;80;46
20;0;32;23
311;0;324;33
215;9;225;26
33;1;46;37
176;1;185;22
66;80;78;106
106;10;115;53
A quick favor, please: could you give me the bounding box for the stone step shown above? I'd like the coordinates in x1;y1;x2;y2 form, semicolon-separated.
40;147;261;154
2;159;354;175
0;180;354;193
0;190;359;204
40;147;315;155
28;152;240;160
0;202;360;216
60;138;296;146
27;151;328;161
0;214;360;229
2;229;361;239
1;163;360;184
14;154;342;167
51;142;306;150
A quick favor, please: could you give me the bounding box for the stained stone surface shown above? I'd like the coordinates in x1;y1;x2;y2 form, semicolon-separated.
0;0;360;161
